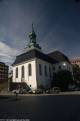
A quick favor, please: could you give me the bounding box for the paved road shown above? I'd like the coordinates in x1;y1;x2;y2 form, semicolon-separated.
0;95;80;121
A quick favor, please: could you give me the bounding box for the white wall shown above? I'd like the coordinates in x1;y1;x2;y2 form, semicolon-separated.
12;59;37;90
13;58;53;90
13;58;73;91
36;59;53;89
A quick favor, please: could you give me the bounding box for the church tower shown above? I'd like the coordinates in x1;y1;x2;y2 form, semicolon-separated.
24;24;41;52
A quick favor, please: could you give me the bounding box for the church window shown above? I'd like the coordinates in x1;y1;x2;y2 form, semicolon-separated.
49;67;51;77
28;64;32;76
53;66;55;71
59;66;61;69
44;65;47;76
39;64;42;76
16;67;18;78
22;66;24;78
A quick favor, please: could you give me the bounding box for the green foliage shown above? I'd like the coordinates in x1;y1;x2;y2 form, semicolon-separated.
52;70;73;91
72;64;80;84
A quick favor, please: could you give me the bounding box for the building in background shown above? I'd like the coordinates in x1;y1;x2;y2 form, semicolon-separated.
0;62;8;83
47;51;72;73
70;58;80;67
12;25;72;91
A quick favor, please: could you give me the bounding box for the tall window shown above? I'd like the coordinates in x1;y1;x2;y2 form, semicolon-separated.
28;64;32;76
44;65;47;76
39;64;42;76
49;67;51;77
22;66;24;78
53;66;55;71
16;67;18;78
59;66;61;70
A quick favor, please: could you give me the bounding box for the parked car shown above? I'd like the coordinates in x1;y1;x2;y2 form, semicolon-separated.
12;88;28;94
51;87;60;93
45;90;51;94
74;87;80;91
28;90;33;94
19;88;28;94
35;89;43;94
12;89;20;94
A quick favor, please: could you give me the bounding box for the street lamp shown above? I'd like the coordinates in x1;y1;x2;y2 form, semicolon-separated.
63;63;66;66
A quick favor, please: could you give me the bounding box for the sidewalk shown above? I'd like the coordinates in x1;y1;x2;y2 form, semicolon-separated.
0;91;80;96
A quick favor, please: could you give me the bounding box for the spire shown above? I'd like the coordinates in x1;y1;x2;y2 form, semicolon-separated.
29;23;36;43
32;23;34;33
24;24;42;52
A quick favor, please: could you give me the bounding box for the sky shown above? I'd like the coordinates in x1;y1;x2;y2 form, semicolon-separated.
0;0;80;67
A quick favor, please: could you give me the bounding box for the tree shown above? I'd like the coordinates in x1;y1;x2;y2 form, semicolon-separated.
53;70;73;91
72;64;80;85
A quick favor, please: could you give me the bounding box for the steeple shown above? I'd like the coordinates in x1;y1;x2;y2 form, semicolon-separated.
29;24;37;44
24;24;42;52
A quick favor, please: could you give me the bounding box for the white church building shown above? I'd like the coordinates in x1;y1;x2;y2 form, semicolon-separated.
12;25;72;91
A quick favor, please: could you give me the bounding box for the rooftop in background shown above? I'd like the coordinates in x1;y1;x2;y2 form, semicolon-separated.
70;58;80;64
0;62;8;66
47;51;70;63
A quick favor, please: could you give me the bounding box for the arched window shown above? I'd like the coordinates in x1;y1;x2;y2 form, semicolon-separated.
16;67;18;78
49;67;51;77
53;66;55;71
44;65;47;76
39;64;42;76
28;64;32;76
59;66;61;70
22;66;24;78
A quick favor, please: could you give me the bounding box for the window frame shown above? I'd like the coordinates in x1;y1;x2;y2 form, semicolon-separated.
16;67;18;78
21;66;24;78
44;65;47;76
49;67;51;78
28;64;32;76
39;64;42;76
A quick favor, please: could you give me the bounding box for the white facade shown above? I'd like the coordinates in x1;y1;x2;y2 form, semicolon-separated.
36;58;53;89
13;59;37;90
12;58;53;90
12;56;73;91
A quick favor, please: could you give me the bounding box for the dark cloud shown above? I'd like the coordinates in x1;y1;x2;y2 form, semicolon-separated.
0;0;3;2
75;0;80;2
0;0;80;65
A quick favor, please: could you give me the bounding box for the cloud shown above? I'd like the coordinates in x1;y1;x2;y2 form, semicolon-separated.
39;26;65;53
0;41;20;65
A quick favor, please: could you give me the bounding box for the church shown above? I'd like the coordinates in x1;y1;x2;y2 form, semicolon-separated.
12;25;72;91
